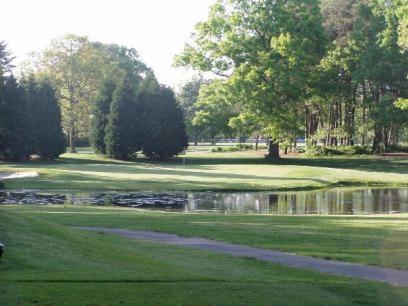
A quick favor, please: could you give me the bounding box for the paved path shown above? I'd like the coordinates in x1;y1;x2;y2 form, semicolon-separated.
77;226;408;286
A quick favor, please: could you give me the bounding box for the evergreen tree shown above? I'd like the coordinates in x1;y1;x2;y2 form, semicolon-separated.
26;76;66;160
104;77;143;160
0;76;33;161
0;41;15;73
141;83;188;160
90;79;116;154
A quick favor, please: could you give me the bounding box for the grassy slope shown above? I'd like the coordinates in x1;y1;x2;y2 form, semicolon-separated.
4;205;408;270
1;208;408;306
0;148;407;191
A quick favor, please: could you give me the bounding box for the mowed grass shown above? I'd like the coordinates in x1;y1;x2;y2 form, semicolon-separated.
1;207;408;305
0;147;407;191
4;205;408;269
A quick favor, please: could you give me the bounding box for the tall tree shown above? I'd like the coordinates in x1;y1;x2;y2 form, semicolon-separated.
0;76;33;161
25;76;66;160
350;2;408;152
176;0;328;158
141;81;188;160
33;34;103;152
90;80;117;154
104;77;143;160
192;80;238;142
0;41;15;73
177;76;207;145
395;0;408;50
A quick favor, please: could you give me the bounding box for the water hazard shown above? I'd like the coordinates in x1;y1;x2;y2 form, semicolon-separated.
1;188;407;215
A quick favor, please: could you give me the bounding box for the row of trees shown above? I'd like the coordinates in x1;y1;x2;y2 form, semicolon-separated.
0;42;65;161
91;74;188;160
176;0;408;156
1;36;188;161
24;35;187;160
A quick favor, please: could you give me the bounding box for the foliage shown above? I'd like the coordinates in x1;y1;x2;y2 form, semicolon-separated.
177;76;208;142
176;0;408;155
0;41;15;73
396;98;408;110
30;35;149;153
141;81;188;160
104;76;143;160
25;76;66;159
0;76;33;161
90;80;117;154
395;0;408;50
210;144;267;153
193;80;238;140
306;145;371;156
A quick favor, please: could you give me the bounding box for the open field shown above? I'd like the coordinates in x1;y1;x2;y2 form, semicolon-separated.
1;206;408;305
0;147;407;191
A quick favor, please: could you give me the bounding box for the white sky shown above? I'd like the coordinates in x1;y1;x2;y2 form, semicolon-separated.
2;0;215;88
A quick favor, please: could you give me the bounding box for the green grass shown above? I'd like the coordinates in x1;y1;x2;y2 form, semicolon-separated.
4;205;408;269
0;147;407;191
1;207;408;305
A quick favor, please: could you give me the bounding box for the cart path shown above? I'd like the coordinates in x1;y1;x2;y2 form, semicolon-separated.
76;226;408;286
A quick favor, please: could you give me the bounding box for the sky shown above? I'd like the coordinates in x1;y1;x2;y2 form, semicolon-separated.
2;0;215;88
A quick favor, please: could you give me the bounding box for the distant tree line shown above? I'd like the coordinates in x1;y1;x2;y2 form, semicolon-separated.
91;73;188;160
176;0;408;157
0;36;188;162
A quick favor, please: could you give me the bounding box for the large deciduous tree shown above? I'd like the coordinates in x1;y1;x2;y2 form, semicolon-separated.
177;76;208;145
176;0;328;158
33;34;103;153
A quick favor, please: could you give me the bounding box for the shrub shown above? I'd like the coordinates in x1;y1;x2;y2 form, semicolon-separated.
306;145;371;156
387;145;408;153
210;144;256;153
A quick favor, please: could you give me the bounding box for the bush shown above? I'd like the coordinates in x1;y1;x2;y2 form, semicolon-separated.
236;144;254;150
0;181;4;189
387;145;408;153
210;144;255;153
306;145;371;157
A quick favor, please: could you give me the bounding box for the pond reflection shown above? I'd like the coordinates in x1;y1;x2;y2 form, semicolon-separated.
184;189;408;215
1;188;408;215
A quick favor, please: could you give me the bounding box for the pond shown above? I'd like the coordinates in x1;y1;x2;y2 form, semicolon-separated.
1;188;408;215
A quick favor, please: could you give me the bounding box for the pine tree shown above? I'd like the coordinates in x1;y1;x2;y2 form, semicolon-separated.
26;77;66;160
90;80;116;154
104;77;143;160
0;76;33;161
142;84;188;160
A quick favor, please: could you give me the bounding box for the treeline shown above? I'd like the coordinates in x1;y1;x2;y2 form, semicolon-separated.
91;75;188;160
0;42;65;161
0;37;188;161
176;0;408;156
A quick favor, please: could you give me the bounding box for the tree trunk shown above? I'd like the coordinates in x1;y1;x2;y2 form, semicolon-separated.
68;93;77;153
372;127;382;154
266;139;280;159
255;135;259;151
69;121;76;153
